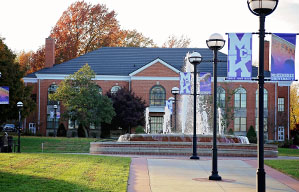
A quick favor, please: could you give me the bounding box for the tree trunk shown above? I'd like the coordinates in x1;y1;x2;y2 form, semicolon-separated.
83;126;89;138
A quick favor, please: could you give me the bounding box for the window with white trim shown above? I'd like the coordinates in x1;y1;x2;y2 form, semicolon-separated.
278;98;284;112
278;126;284;141
234;87;246;108
234;117;246;132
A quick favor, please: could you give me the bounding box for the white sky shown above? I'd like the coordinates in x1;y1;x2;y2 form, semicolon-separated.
0;0;299;77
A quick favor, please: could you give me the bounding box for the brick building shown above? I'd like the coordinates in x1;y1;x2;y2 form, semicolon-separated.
23;38;291;141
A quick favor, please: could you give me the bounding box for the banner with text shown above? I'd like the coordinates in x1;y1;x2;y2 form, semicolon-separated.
0;86;9;104
271;33;296;81
199;72;211;95
180;72;191;95
227;33;252;80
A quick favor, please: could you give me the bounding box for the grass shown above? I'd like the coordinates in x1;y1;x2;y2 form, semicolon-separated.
0;153;131;192
278;147;299;157
265;160;299;180
19;136;115;153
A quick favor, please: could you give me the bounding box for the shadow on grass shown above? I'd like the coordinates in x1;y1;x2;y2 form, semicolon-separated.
0;171;99;192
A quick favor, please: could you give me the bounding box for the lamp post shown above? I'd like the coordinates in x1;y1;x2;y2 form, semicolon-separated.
54;105;57;137
168;97;175;130
247;0;278;191
171;87;179;133
188;52;202;160
206;33;225;181
17;101;23;153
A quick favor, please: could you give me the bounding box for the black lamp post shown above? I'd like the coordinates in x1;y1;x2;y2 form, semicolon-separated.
207;33;225;181
171;87;179;133
247;0;278;191
188;52;202;160
168;97;175;130
17;101;23;153
54;105;57;137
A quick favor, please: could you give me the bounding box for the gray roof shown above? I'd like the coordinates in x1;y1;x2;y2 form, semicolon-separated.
26;47;267;78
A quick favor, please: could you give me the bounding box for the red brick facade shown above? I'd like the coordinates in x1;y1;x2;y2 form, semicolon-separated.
23;46;290;141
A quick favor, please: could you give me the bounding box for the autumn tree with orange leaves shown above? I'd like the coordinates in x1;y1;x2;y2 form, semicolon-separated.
162;35;191;48
19;1;156;74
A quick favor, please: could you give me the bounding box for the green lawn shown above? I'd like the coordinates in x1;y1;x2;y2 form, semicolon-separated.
265;160;299;180
19;136;115;153
278;147;299;157
0;153;131;192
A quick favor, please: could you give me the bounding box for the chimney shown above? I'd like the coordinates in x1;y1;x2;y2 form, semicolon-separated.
264;41;270;71
45;37;55;68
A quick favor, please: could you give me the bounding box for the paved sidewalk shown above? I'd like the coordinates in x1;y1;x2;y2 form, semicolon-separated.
127;157;299;192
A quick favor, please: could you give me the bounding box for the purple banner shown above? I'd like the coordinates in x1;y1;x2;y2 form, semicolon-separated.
199;72;211;95
180;72;191;95
271;33;296;81
0;86;9;104
227;33;252;80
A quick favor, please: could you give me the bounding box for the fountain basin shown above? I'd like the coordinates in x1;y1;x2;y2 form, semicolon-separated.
118;134;250;144
90;134;278;157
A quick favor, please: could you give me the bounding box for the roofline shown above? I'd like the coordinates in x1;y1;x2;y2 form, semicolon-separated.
129;58;180;76
23;78;38;83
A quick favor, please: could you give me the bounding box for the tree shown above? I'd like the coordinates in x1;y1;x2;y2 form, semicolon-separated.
106;88;146;133
24;1;156;73
221;83;235;133
290;83;299;130
17;47;45;74
123;29;156;47
162;35;191;48
50;1;126;64
246;125;257;143
0;37;36;124
49;64;115;137
16;51;33;74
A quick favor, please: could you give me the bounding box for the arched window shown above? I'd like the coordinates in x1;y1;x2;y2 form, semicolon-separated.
149;85;166;106
234;87;246;108
111;86;121;94
48;84;58;105
255;89;268;109
217;87;225;108
47;84;59;135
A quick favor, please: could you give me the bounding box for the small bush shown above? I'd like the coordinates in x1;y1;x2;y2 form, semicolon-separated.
293;134;299;145
247;125;257;144
134;126;145;134
57;123;66;137
279;139;293;148
227;128;234;135
77;124;85;137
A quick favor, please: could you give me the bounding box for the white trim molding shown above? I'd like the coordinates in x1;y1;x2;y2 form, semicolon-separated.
23;78;38;83
129;58;180;76
131;76;179;81
34;73;130;81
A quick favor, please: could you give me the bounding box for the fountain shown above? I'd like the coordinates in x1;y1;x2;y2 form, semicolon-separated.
90;53;278;157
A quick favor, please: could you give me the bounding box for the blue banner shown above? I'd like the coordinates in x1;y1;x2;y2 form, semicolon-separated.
0;86;9;104
180;72;191;95
271;33;296;81
199;72;211;95
227;33;252;80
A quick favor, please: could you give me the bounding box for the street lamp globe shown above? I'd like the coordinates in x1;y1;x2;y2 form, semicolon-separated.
247;0;278;16
168;97;175;102
17;101;23;108
206;33;225;51
171;87;179;95
188;52;202;65
54;105;57;109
